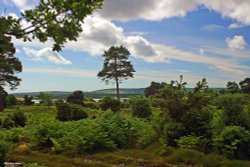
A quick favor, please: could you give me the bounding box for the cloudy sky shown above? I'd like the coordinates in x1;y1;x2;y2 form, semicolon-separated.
2;0;250;92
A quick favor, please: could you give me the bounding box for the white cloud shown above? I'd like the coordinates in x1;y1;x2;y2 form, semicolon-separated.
23;47;71;65
65;16;162;62
98;0;199;21
13;16;249;77
228;23;246;29
5;0;38;11
6;0;250;27
226;35;246;50
201;24;224;31
202;0;250;26
97;0;250;27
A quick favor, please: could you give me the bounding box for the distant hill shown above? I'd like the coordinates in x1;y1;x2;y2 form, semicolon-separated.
11;87;226;99
12;88;145;99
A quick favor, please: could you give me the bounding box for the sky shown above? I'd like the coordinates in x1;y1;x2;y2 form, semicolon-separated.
1;0;250;93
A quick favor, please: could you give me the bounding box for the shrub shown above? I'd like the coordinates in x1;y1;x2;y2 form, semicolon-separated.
213;126;250;160
56;102;72;121
217;94;250;129
1;116;15;129
100;96;120;112
181;109;212;137
38;92;53;106
56;102;88;121
12;111;27;127
71;105;88;121
6;95;17;106
162;122;185;147
0;141;8;167
67;90;85;106
24;95;34;105
130;95;152;118
177;135;200;150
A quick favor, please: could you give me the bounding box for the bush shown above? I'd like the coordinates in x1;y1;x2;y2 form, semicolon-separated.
6;95;17;106
181;109;212;137
217;94;250;129
1;116;15;129
0;141;8;167
213;126;250;160
177;135;200;150
130;95;152;118
162;122;185;147
56;102;88;121
100;96;120;112
71;105;88;121
12;111;27;127
67;90;85;106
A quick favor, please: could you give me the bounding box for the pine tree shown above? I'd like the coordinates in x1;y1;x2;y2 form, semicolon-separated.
98;46;135;101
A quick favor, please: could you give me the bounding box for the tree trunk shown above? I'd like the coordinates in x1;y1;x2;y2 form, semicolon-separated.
115;77;120;101
114;56;120;101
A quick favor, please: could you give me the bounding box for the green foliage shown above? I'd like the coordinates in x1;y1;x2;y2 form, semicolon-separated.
180;108;212;137
56;102;73;121
144;82;166;97
98;46;135;100
84;98;99;109
213;126;250;160
239;78;250;94
1;116;15;129
129;118;154;148
2;0;103;51
227;81;240;94
217;94;250;129
71;105;88;121
38;92;53;106
177;135;200;149
130;95;152;118
11;111;27;127
0;140;8;167
100;96;121;112
162;122;185;147
6;95;17;106
56;102;88;121
24;95;34;106
157;84;188;121
67;90;85;106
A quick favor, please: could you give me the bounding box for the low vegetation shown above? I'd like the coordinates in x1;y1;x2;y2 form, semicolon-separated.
1;76;250;166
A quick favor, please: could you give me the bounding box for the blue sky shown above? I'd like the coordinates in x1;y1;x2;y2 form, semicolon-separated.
2;0;250;93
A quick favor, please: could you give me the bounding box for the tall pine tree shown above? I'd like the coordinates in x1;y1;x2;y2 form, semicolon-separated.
98;46;135;101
